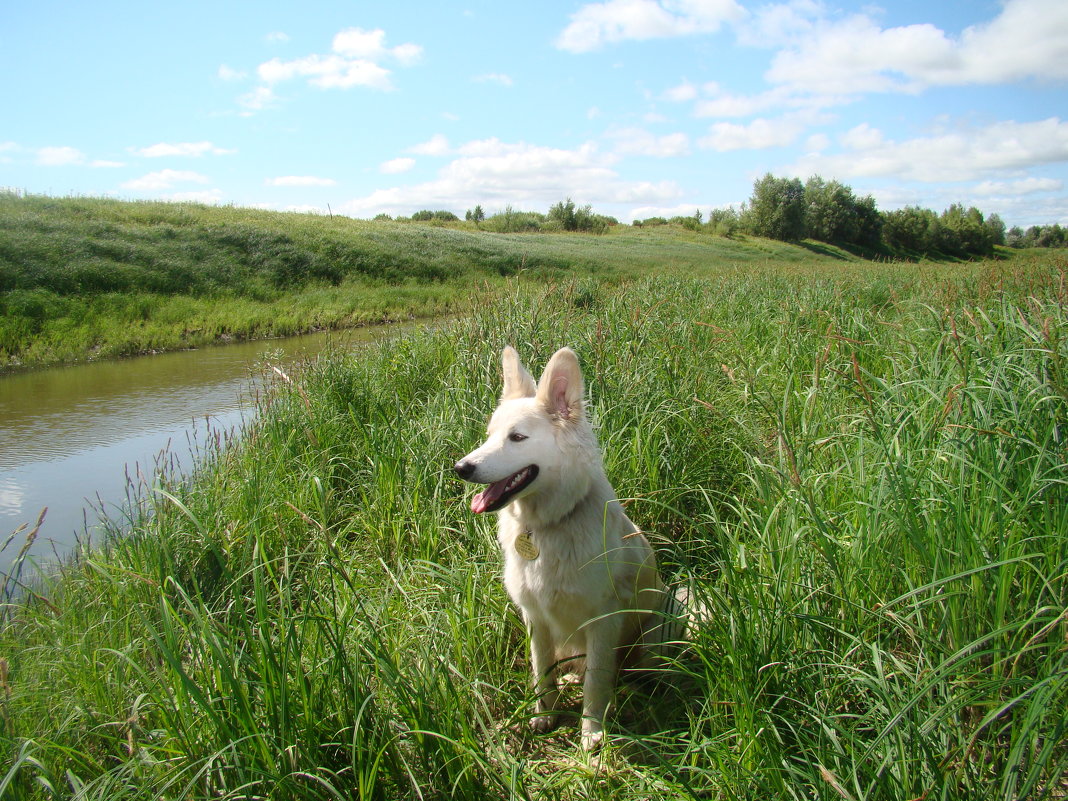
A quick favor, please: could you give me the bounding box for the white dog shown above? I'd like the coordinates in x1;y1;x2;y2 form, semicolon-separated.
455;346;672;750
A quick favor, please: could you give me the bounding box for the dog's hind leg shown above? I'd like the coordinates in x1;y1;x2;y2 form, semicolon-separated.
529;623;561;733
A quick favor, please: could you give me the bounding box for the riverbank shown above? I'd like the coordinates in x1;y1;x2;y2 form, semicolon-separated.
2;252;1065;799
0;324;411;573
2;193;866;371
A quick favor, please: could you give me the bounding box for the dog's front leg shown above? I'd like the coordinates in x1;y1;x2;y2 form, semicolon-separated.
528;622;560;733
580;615;621;750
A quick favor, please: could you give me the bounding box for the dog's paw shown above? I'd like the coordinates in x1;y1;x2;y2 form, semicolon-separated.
581;722;605;751
530;714;559;734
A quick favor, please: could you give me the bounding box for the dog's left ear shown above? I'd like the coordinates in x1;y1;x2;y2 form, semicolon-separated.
537;347;584;421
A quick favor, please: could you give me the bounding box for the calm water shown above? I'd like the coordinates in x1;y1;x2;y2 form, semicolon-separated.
0;327;399;573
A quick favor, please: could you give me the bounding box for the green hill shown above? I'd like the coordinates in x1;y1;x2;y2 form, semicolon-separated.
1;192;860;369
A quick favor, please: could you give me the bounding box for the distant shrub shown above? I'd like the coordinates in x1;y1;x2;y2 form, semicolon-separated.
1008;223;1066;248
547;198;613;234
412;210;459;223
483;206;545;233
706;208;741;238
669;215;702;231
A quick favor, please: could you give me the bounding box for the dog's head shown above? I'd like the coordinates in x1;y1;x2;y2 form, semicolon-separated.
454;346;588;514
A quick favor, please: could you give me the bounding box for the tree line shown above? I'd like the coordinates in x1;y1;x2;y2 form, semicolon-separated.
378;174;1064;257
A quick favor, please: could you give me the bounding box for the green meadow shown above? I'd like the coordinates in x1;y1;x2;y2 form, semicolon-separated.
4;192;861;370
1;195;1066;799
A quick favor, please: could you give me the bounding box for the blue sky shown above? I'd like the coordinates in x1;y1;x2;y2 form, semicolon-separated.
2;0;1066;227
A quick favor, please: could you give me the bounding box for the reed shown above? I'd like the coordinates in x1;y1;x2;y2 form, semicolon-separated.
0;252;1064;799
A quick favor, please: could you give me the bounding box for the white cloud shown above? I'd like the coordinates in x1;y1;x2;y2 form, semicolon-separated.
131;141;234;158
972;177;1063;196
265;31;290;44
239;86;276;112
735;0;822;48
218;64;247;82
788;117;1068;183
338;138;681;217
699;112;820;151
803;133;830;153
379;157;415;174
265;175;337;187
258;54;393;90
693;85;810;118
333;27;420;63
838;123;884;151
663;81;699;102
473;73;514;87
121;170;210;191
556;0;746;52
659;0;1068;124
607;127;691;157
256;27;422;93
37;146;84;166
765;0;1068;96
408;134;450;156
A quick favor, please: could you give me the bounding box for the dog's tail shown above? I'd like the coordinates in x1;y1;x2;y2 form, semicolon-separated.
636;583;706;668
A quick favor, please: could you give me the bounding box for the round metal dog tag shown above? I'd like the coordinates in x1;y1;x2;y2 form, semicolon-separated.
515;531;539;560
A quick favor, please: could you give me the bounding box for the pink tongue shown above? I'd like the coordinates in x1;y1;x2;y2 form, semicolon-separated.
471;478;510;514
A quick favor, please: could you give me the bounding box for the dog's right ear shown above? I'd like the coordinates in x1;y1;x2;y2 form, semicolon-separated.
501;346;537;401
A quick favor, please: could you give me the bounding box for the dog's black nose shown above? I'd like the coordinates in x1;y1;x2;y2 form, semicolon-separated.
454;460;476;480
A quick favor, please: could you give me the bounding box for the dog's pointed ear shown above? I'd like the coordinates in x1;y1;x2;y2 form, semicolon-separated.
501;346;537;401
536;347;584;421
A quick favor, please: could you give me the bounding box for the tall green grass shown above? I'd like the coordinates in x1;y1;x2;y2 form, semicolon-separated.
1;254;1065;799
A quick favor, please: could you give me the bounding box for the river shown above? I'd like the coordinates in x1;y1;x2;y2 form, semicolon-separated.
0;326;401;575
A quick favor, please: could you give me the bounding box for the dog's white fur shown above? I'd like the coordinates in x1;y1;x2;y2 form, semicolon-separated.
455;346;669;749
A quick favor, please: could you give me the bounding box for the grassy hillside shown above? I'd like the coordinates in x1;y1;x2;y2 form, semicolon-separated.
2;250;1065;799
1;192;859;369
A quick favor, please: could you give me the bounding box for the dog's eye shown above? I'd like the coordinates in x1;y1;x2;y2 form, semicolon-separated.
508;432;528;443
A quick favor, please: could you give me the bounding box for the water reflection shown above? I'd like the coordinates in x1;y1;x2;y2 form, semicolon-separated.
0;327;395;572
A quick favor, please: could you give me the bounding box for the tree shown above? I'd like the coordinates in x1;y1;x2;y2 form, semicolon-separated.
801;177;883;247
939;204;994;257
852;194;884;248
465;205;485;225
882;206;938;253
985;212;1006;247
744;174;805;241
804;177;859;244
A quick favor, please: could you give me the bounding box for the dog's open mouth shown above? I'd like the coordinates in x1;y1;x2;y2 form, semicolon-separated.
471;465;539;514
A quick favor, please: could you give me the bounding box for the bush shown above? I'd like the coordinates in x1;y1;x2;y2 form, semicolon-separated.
706;208;741;238
482;206;545;233
411;210;459;223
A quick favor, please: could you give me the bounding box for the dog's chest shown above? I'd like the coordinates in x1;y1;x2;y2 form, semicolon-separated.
499;523;621;618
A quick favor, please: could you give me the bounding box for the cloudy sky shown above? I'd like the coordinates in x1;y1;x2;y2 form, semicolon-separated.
2;0;1067;227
